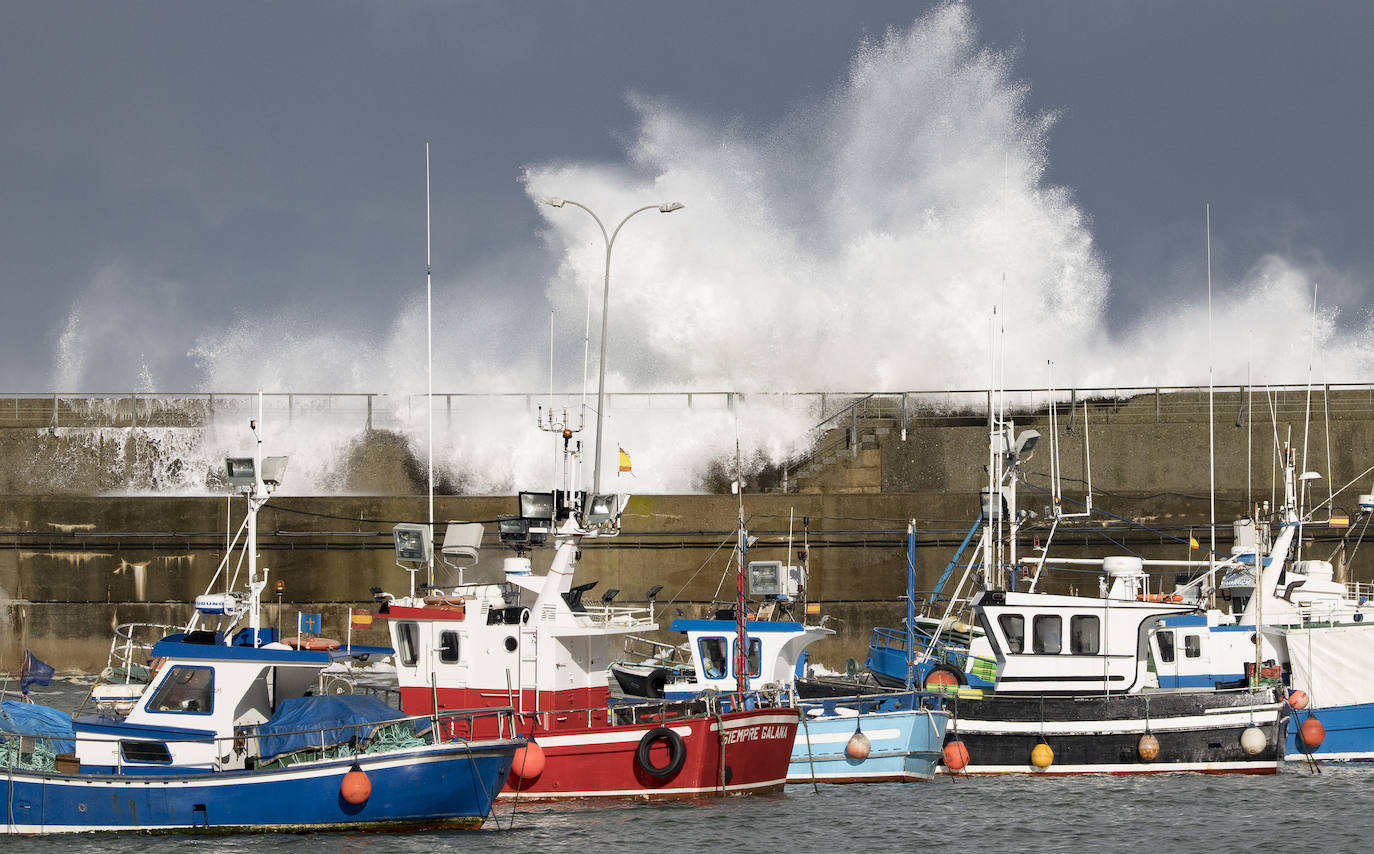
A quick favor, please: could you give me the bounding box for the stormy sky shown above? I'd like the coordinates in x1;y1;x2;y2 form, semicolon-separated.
3;1;1372;395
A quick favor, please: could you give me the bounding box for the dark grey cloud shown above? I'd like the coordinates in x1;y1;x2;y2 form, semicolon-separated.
3;1;1372;391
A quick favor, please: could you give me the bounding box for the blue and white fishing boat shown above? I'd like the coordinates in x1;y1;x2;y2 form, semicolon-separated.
0;409;521;834
1150;443;1374;760
611;526;949;784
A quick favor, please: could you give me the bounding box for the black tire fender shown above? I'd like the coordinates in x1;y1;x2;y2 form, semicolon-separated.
645;667;672;699
635;726;687;778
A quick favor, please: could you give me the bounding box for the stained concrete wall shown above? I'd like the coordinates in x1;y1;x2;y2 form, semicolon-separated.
2;389;1373;677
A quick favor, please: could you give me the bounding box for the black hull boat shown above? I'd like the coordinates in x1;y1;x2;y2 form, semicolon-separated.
941;687;1286;774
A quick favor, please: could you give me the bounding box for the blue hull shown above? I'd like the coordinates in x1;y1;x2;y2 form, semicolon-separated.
789;694;948;783
1286;704;1374;761
2;742;517;834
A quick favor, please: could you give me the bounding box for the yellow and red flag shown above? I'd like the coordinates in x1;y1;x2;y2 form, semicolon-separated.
618;447;632;473
350;608;373;630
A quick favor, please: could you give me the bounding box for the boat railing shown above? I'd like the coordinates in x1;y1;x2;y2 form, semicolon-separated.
608;689;790;726
101;622;180;684
1343;581;1374;604
0;705;521;775
577;603;656;628
619;635;691;666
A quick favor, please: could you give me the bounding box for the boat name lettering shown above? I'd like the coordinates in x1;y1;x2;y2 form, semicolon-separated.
722;725;790;744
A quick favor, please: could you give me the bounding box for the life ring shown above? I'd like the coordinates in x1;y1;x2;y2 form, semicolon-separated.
635;727;686;778
922;664;965;691
284;636;342;651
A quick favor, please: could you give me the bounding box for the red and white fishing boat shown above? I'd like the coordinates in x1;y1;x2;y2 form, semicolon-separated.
377;495;798;800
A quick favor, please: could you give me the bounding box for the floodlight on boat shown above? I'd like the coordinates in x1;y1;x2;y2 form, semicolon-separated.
1013;430;1041;462
1359;494;1374;513
392;523;433;564
1300;471;1323;481
224;455;288;491
225;457;256;488
584;493;620;525
519;491;556;532
441;522;484;567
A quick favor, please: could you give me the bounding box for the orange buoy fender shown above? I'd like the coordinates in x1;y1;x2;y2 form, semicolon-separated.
341;761;371;804
845;730;871;760
1299;716;1326;750
1030;742;1054;769
1137;733;1160;761
943;739;969;771
511;740;546;779
1287;690;1310;711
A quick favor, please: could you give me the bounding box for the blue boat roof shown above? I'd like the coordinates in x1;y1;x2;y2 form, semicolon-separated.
670;619;807;633
152;635;392;662
1157;614;1208;627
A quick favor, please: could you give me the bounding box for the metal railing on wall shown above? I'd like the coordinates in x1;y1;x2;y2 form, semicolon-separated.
2;384;1372;433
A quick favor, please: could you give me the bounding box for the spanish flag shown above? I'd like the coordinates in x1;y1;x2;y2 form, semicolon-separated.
618;447;632;473
350;608;373;630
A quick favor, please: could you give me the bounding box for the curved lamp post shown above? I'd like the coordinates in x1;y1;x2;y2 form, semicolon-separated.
539;197;683;498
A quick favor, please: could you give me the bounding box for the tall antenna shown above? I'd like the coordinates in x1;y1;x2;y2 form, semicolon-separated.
1206;204;1216;591
425;143;435;590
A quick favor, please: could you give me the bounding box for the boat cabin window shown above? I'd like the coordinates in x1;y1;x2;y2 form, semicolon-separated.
1070;615;1100;655
1032;615;1062;655
120;740;172;764
148;665;213;714
397;622;420;667
439;630;460;663
699;637;728;679
732;638;762;678
1157;631;1176;663
998;615;1025;654
1184;634;1202;659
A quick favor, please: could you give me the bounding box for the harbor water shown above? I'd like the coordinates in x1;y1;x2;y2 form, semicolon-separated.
7;682;1371;851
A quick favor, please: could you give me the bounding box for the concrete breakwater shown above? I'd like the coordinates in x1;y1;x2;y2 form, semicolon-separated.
1;488;1366;675
2;386;1373;675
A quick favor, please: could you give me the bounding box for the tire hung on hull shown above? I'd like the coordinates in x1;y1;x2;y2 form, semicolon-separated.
636;727;687;778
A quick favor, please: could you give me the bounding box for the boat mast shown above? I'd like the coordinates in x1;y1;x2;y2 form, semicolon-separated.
425;144;438;591
734;436;749;696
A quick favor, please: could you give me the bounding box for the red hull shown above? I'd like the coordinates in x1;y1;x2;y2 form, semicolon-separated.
399;684;796;800
502;707;798;800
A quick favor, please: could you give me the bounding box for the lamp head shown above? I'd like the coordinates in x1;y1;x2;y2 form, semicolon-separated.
658;202;685;213
539;196;566;208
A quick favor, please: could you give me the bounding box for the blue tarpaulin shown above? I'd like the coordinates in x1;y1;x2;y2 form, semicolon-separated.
0;700;76;754
256;695;414;762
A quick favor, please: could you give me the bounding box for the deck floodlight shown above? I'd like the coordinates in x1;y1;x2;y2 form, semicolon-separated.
519;491;556;525
1300;471;1323;481
646;584;664;600
225;457;256;488
1013;430;1040;462
392;523;433;564
261;456;289;487
585;493;619;525
441;522;484;566
601;588;620;603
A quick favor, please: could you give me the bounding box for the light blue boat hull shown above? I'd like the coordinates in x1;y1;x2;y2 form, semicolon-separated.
788;694;948;783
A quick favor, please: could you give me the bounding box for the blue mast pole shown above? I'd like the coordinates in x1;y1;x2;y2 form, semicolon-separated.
906;520;916;690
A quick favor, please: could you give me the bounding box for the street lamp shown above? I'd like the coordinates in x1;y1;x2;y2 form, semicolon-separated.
539;197;684;496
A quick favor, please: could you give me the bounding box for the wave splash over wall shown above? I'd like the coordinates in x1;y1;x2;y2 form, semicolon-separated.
46;6;1374;495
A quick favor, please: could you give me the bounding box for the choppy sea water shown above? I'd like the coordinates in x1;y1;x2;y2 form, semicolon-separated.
8;682;1372;852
